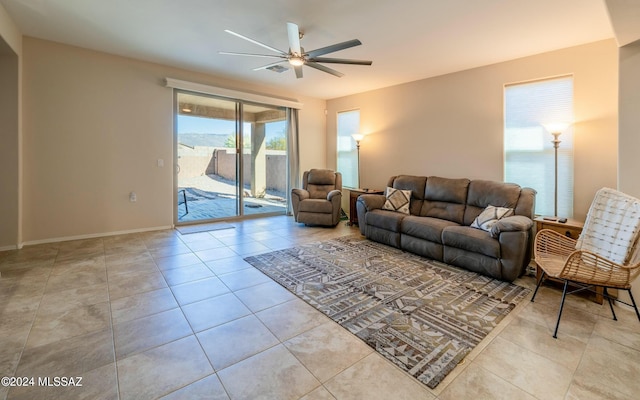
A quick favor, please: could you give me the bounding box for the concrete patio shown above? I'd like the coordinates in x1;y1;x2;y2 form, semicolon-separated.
177;174;287;222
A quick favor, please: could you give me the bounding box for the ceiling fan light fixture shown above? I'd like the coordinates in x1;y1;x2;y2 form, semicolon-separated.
288;56;305;66
222;23;371;78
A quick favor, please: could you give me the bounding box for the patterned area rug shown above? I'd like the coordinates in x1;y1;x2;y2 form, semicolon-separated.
244;235;530;389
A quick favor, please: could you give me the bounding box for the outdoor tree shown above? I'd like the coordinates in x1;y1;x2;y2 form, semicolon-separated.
266;136;286;150
224;134;252;149
224;134;235;148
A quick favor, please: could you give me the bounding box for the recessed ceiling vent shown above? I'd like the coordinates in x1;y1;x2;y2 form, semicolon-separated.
266;65;289;73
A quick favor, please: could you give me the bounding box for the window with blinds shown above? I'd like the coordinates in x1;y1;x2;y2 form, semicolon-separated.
337;110;360;188
504;76;574;217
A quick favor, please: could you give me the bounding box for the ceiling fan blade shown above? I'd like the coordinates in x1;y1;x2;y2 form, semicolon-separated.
224;29;288;55
306;39;362;58
305;62;344;77
253;60;287;71
308;57;372;66
287;22;302;55
294;65;303;79
219;51;286;59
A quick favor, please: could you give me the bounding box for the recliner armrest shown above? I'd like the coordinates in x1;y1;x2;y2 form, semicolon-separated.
327;190;342;201
291;188;310;201
490;215;533;239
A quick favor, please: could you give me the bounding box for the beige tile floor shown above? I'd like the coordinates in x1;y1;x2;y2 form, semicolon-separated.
1;215;639;400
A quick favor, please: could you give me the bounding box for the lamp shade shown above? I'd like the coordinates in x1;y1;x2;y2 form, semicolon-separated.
351;133;364;142
543;122;571;134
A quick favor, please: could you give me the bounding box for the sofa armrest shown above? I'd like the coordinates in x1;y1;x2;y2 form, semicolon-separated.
357;194;386;211
356;194;386;235
490;215;533;239
498;231;529;281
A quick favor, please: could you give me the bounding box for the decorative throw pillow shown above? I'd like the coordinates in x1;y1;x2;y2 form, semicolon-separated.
382;187;412;215
471;205;514;232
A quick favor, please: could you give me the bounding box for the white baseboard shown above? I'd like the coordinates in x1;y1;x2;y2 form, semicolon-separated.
20;225;174;247
0;244;20;252
613;298;637;314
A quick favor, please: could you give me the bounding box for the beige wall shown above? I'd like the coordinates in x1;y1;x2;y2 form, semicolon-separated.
618;39;640;303
619;40;640;197
0;42;19;249
0;3;21;56
327;40;618;221
21;37;326;243
0;3;21;249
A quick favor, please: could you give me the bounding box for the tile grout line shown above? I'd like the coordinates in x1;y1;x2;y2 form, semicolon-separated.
6;244;58;399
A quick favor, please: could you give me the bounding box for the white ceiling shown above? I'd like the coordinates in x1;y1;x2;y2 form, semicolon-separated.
1;0;615;99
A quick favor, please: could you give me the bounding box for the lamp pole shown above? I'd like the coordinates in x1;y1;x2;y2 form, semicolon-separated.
551;132;561;218
351;134;364;189
544;122;569;219
355;139;361;188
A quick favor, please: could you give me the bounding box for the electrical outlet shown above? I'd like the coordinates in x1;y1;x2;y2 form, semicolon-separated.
129;192;137;202
157;159;164;167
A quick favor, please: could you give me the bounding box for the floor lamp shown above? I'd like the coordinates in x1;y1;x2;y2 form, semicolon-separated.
543;122;570;218
352;133;364;189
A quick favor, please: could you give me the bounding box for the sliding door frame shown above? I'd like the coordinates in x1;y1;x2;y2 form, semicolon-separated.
173;89;289;225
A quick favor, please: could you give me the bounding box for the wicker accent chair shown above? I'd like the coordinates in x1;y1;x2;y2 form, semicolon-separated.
531;188;640;338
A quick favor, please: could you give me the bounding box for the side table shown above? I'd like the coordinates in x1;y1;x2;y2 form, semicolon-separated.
534;216;583;240
534;216;603;304
348;189;384;226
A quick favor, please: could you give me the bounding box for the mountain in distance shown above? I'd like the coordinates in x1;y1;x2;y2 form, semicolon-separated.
178;133;229;148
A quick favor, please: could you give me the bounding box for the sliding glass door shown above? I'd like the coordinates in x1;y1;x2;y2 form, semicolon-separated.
174;91;288;224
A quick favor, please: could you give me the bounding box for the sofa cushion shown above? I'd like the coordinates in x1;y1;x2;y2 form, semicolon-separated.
299;199;334;213
470;205;514;232
401;215;459;243
420;176;469;224
442;226;500;259
388;175;427;215
382;187;411;214
444;247;502;281
402;234;444;260
514;187;536;219
366;209;405;233
463;180;522;225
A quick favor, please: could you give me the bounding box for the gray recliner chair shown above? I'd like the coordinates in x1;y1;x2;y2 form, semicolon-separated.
291;169;342;226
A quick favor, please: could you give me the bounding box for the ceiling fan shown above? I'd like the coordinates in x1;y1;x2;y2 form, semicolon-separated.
219;22;372;78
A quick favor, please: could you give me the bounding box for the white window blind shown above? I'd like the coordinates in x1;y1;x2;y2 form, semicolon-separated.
337;110;360;188
504;76;574;217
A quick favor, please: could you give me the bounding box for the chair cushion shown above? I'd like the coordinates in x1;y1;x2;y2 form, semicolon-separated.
307;169;337;185
299;199;333;214
576;187;640;265
306;169;338;199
